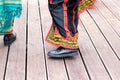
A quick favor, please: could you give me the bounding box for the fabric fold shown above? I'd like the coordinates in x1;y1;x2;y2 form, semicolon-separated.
46;0;95;49
0;0;22;35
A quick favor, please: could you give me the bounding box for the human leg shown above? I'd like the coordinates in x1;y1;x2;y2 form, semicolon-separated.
46;0;81;58
3;18;16;46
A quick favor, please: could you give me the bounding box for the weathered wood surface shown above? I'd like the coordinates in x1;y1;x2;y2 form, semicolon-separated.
0;0;119;80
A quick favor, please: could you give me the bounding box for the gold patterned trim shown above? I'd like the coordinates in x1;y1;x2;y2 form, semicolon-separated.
46;26;79;49
78;0;94;14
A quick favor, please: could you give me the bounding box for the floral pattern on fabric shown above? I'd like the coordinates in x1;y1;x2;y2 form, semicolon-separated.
46;26;79;49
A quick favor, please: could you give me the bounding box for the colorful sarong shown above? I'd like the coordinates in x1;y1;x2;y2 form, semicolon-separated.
46;0;95;49
0;0;22;35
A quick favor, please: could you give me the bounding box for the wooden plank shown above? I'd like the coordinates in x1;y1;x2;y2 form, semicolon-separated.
65;55;90;80
27;0;47;80
39;0;68;80
0;37;8;80
93;0;120;57
65;22;90;80
94;0;120;37
87;1;120;59
77;17;111;80
4;0;27;80
81;10;120;79
112;0;120;7
100;0;120;20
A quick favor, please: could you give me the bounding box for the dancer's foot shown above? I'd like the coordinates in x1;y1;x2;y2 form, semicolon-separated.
4;32;16;46
48;47;78;58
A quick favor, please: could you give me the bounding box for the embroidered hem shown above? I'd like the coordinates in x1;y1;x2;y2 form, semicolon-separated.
46;26;79;49
0;28;13;35
46;0;95;49
0;1;22;35
78;0;95;15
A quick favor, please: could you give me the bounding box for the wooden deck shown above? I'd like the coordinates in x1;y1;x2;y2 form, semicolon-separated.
0;0;120;80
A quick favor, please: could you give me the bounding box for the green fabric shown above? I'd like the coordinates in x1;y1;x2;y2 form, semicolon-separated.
0;0;22;35
78;0;94;14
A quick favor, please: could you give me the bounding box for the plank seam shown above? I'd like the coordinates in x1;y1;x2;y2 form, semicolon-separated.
3;47;9;80
99;0;120;21
37;0;48;80
25;0;28;80
81;15;113;80
94;1;120;40
87;10;120;60
78;47;91;80
63;59;70;80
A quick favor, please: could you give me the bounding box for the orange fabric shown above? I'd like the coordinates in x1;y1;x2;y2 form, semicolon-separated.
46;26;79;49
46;0;95;49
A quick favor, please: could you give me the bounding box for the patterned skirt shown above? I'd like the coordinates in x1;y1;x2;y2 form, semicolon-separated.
46;0;95;49
0;0;22;35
